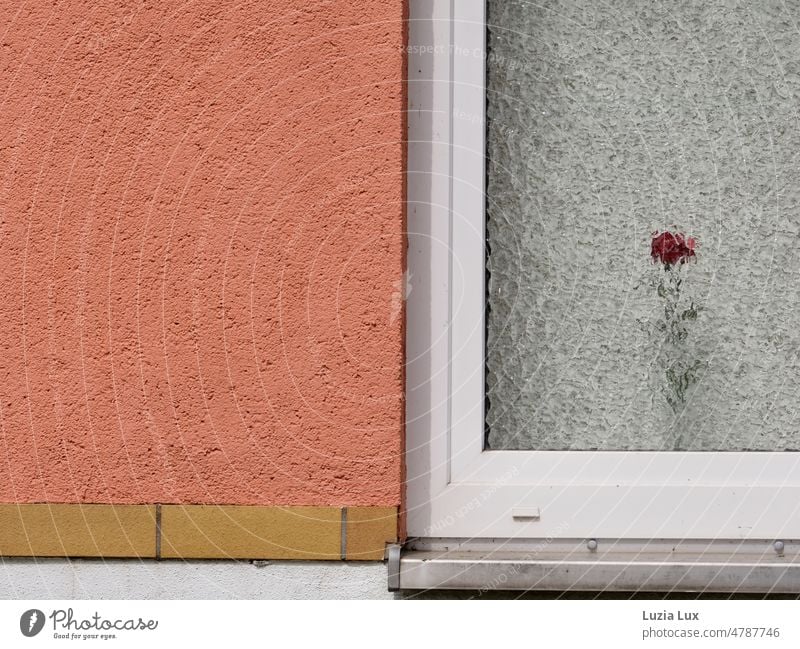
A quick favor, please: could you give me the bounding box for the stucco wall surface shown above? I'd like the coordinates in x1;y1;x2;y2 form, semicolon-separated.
0;1;405;505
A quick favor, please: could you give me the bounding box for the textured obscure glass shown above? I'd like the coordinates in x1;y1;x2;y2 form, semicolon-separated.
485;0;800;450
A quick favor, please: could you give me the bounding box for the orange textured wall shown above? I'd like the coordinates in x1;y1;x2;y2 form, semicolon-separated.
0;1;405;506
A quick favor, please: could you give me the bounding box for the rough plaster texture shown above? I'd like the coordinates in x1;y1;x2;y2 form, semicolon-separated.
0;2;405;503
0;559;394;599
486;0;800;451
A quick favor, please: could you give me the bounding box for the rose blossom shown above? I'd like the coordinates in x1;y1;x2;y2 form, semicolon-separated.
651;231;696;266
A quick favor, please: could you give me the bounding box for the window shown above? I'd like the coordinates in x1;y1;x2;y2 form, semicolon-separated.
403;0;800;591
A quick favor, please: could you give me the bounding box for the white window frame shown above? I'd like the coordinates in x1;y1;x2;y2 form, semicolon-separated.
405;0;800;547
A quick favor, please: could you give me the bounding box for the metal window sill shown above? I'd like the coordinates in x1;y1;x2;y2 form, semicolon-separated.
390;541;800;593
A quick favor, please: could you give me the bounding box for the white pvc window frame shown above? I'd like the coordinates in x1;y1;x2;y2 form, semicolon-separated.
405;0;800;542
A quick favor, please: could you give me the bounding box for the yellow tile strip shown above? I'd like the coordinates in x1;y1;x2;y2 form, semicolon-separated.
160;505;342;560
0;504;398;560
0;504;157;558
345;507;398;560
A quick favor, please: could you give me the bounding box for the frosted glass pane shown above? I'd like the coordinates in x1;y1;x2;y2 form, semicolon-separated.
485;0;800;451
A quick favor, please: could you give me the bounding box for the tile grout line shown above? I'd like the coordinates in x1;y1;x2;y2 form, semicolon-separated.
155;504;162;560
340;507;347;560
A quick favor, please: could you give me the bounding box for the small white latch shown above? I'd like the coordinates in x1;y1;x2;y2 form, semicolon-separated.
511;507;541;521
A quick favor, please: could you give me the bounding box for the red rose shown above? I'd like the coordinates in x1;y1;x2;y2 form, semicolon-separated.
651;231;696;266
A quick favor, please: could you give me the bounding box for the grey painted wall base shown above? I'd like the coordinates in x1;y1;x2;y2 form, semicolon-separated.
0;559;393;600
